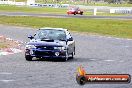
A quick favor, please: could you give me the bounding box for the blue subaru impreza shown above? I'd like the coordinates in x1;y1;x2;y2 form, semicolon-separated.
25;27;75;61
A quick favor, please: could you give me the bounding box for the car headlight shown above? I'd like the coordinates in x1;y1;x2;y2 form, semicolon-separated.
26;45;36;49
54;46;66;50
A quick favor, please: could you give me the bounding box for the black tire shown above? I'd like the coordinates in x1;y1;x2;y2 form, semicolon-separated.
69;47;75;59
62;52;68;61
74;13;76;15
74;47;75;55
69;52;74;59
25;55;32;61
80;13;83;15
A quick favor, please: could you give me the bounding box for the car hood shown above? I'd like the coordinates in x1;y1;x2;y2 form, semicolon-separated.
27;39;66;47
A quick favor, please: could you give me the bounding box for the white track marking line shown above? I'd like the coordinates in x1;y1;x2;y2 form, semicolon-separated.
0;80;15;83
0;72;12;75
97;35;132;41
124;46;130;48
6;38;13;41
89;59;96;61
0;52;9;55
0;72;15;83
10;48;22;53
0;48;23;56
103;60;115;62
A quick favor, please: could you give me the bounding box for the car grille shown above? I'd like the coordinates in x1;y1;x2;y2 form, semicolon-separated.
35;51;53;56
36;46;54;50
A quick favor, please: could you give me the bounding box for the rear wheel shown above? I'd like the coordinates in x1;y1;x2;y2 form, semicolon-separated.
25;55;32;61
80;13;83;15
74;13;76;15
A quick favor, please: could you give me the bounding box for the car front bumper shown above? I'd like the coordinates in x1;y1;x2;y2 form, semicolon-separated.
25;49;67;59
67;12;75;14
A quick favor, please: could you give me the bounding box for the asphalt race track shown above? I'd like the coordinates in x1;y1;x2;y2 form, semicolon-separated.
1;12;132;19
0;25;132;88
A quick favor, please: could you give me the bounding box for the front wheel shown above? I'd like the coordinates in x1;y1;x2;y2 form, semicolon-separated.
25;55;32;61
69;52;74;59
62;52;68;61
74;13;76;15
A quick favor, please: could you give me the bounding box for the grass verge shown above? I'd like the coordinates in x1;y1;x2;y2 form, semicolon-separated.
0;43;8;48
0;5;66;14
0;16;132;38
0;5;132;16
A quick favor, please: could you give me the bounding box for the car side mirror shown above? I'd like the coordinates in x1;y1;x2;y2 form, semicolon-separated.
67;37;73;41
28;35;34;39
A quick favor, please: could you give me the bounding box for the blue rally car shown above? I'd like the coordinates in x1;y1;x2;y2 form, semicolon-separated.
25;27;75;61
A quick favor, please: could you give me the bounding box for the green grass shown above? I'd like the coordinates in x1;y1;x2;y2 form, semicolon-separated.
0;5;66;14
0;43;8;48
1;5;132;16
0;5;93;15
0;16;132;38
15;0;27;2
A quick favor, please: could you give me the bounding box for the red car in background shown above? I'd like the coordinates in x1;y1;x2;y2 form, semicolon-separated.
67;7;83;15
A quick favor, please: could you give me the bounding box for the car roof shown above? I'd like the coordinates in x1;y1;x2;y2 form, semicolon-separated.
39;27;68;31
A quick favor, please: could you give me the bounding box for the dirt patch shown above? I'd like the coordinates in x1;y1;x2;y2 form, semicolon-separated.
0;35;21;50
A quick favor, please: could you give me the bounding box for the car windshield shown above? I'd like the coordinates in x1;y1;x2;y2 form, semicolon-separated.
69;7;79;11
34;29;66;40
